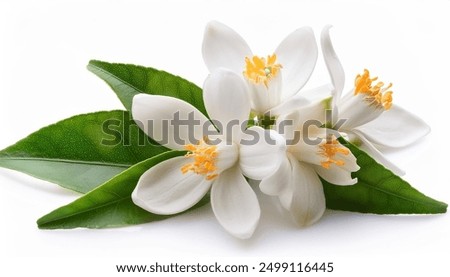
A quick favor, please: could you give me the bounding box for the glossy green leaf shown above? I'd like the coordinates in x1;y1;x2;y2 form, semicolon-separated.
37;151;208;229
87;60;207;115
323;139;447;214
0;111;167;193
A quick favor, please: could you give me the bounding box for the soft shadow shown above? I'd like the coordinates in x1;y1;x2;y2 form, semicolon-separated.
0;168;79;197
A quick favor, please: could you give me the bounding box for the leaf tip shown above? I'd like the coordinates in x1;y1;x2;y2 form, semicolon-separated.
36;216;48;229
439;201;448;213
86;59;100;71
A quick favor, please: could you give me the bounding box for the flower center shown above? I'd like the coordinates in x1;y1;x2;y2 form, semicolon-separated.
243;54;282;87
319;138;350;169
354;69;393;110
181;138;218;180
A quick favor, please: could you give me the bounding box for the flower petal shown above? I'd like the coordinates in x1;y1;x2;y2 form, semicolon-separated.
305;133;359;185
203;68;251;141
211;165;260;239
321;25;345;111
275;26;318;99
132;94;210;150
270;93;310;117
247;82;270;114
202;21;252;74
216;141;239;173
289;127;347;166
132;157;212;215
277;154;298;209
276;110;301;143
338;93;384;129
247;71;283;113
298;84;333;103
354;105;431;148
239;126;286;180
289;159;326;227
350;130;405;175
314;164;357;186
259;155;291;196
279;185;294;211
269;84;331;117
275;101;328;147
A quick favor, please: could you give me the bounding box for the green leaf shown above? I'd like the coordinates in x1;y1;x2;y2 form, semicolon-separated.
87;60;207;115
0;110;167;193
323;139;447;214
37;151;208;229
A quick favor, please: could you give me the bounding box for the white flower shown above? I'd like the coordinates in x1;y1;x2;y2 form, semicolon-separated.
130;68;285;239
202;21;327;117
321;26;431;175
260;106;360;226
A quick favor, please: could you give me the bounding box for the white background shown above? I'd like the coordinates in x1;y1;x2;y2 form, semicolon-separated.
0;0;449;276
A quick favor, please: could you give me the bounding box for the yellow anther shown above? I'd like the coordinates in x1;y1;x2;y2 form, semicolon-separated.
243;54;282;87
319;138;350;169
354;69;393;110
181;138;218;180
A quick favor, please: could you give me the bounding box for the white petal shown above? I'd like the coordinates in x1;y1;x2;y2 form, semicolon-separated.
354;105;431;148
338;93;384;129
277;154;298;209
289;129;344;166
351;130;405;175
314;164;357;186
270;93;310;117
267;72;284;111
247;82;270;113
269;84;331;117
299;100;328;126
132;157;212;215
246;71;283;114
276;110;301;143
289;159;326;227
279;185;294;210
339;89;355;105
299;84;333;103
203;68;251;141
211;165;260;239
321;25;345;111
216;141;239;173
259;155;291;196
336;146;360;172
275;26;318;99
239;126;287;180
132;94;210;150
295;133;359;185
275;101;328;145
202;21;252;74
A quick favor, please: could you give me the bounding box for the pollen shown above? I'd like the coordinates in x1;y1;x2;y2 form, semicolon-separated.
181;138;219;180
319;138;350;169
354;69;393;110
243;54;282;87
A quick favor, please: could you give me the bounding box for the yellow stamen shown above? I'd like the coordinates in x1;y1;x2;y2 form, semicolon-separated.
354;69;393;110
181;138;218;180
243;54;282;87
319;138;350;169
